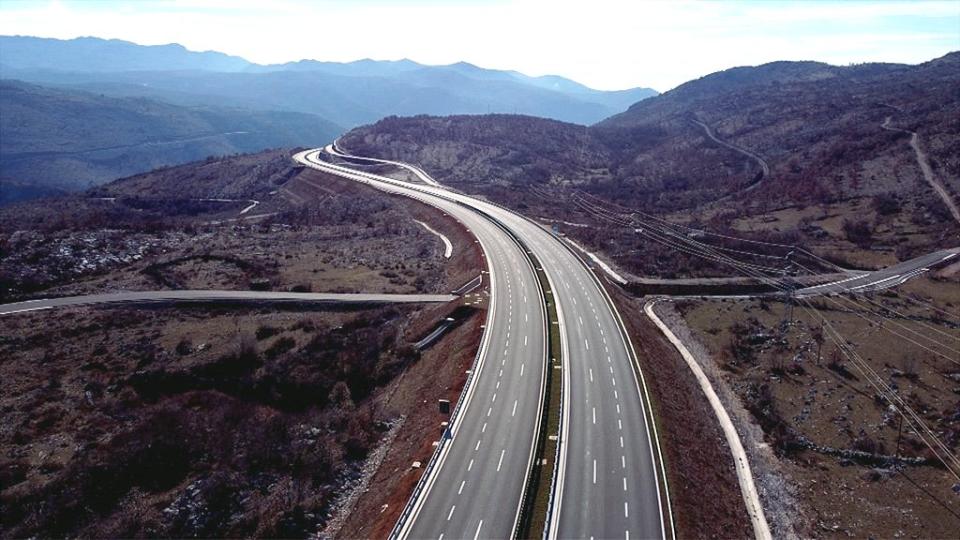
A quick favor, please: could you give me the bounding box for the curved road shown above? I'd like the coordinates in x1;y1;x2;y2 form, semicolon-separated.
296;150;548;540
297;148;673;539
690;118;770;193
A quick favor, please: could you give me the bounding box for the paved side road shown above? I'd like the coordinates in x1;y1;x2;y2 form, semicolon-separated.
795;248;959;297
0;291;457;315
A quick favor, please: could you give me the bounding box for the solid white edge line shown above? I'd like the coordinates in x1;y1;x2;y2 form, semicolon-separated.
302;150;501;540
554;229;675;540
329;148;551;539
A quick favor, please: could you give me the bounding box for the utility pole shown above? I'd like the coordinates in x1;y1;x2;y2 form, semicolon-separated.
814;319;824;366
895;411;904;460
781;250;796;335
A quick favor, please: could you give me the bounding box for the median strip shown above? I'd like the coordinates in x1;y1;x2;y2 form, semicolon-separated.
515;246;563;539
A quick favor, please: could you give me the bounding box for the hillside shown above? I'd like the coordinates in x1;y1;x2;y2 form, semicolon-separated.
339;53;960;275
0;80;342;203
0;36;657;127
600;53;960;205
345;53;959;206
0;149;486;538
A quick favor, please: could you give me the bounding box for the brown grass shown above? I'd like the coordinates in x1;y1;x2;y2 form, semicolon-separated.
676;279;960;538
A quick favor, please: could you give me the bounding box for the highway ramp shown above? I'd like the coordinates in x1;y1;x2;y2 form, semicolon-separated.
796;248;958;297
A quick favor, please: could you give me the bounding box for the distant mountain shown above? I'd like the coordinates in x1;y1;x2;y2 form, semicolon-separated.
0;80;341;204
0;35;658;126
0;35;251;72
258;57;424;77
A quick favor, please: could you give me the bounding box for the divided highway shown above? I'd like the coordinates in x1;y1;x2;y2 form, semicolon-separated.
295;148;673;539
295;150;548;540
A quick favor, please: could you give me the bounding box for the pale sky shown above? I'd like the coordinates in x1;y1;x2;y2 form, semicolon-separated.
1;0;958;91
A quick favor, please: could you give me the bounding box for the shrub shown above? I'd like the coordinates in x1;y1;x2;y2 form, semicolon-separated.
872;193;901;216
265;336;296;360
255;325;279;340
842;218;873;247
175;338;193;355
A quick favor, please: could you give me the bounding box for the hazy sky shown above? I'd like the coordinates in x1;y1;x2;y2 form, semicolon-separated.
1;0;958;91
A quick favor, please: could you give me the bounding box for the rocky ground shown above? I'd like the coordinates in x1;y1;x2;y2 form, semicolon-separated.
0;150;475;300
671;273;960;538
0;149;486;538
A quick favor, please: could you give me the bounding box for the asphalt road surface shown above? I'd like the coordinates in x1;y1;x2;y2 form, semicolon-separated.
796;248;958;297
297;149;671;540
297;150;548;540
0;290;457;316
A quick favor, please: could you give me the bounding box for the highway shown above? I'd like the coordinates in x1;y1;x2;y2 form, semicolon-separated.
296;148;672;539
0;290;457;316
491;204;670;540
326;142;442;187
298;146;953;539
295;150;548;540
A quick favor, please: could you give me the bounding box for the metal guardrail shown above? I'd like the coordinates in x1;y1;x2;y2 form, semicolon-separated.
389;276;493;537
302;149;557;538
389;203;551;539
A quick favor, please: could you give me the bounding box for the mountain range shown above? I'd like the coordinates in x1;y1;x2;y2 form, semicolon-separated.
0;36;657;127
339;51;960;273
342;52;959;213
0;35;657;203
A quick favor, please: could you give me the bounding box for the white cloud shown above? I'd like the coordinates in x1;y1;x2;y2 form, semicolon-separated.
0;0;957;91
